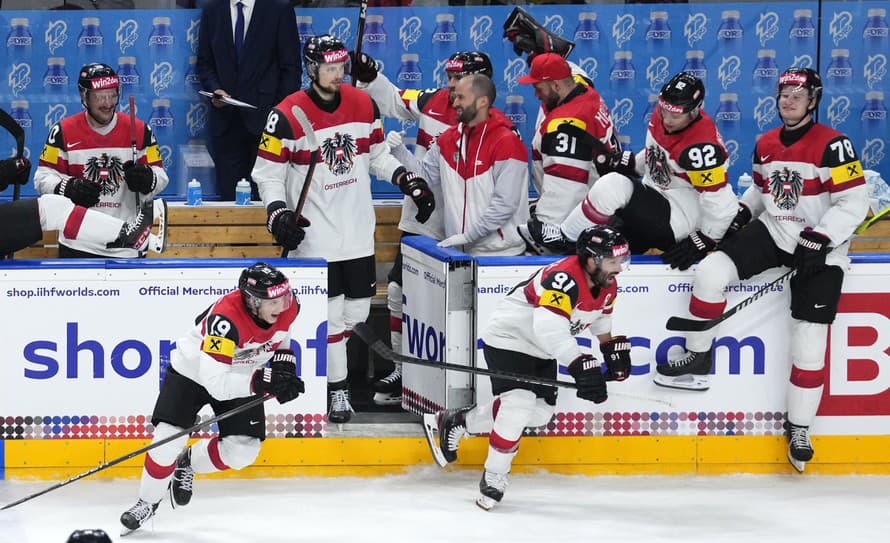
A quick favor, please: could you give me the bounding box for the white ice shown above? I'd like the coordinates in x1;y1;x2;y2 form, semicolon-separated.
2;468;889;542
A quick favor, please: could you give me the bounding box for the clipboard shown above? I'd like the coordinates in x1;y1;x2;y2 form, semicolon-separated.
199;90;257;109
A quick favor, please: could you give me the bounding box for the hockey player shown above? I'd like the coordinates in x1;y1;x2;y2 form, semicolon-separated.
519;72;737;269
120;262;305;535
33;63;169;258
351;49;494;406
654;68;869;473
252;35;434;423
423;226;633;510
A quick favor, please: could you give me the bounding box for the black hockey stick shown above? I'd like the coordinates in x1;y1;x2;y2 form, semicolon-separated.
350;0;368;87
0;107;25;259
666;204;890;333
0;393;273;511
353;323;672;405
280;105;319;258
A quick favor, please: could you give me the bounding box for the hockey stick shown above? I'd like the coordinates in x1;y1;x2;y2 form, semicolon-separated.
353;323;672;406
0;393;273;511
128;95;138;165
350;0;368;87
280;105;319;258
0;107;25;259
666;204;890;333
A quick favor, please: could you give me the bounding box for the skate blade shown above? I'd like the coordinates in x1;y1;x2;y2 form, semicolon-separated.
475;495;498;511
151;199;167;253
372;392;402;406
653;373;710;391
421;413;449;468
787;450;806;473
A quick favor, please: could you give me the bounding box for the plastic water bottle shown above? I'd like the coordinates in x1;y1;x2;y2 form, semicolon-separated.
362;15;387;70
682;50;706;80
826;49;854;92
77;17;104;64
43;57;70;97
573;12;601;60
737;172;753;196
117;56;142;98
10;100;32;156
863;8;890;57
717;10;743;56
149;16;174;66
235;178;251;205
148;99;174;170
861;91;887;144
752;49;779;94
396;54;422;86
715;93;741;138
789;9;816;60
184;55;200;92
609;51;636;97
504;95;528;141
187;178;203;206
296;16;316;89
6;17;33;63
431;13;458;59
645;11;672;56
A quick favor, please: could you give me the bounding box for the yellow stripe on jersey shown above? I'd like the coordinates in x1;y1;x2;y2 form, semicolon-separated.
831;160;864;185
40;145;59;164
400;89;420;103
545;117;588;133
202;335;235;358
259;133;283;156
145;144;161;164
539;288;573;315
688;166;726;188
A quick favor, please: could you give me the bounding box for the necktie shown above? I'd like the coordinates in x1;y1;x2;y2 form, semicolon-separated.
234;2;245;57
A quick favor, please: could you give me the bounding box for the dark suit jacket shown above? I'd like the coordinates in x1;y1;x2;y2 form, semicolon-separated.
196;0;301;137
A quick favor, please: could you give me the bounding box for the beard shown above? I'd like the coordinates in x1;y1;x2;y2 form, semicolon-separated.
457;103;477;124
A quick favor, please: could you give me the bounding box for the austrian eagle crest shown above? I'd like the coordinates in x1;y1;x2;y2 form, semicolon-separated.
769;167;803;211
646;146;671;188
322;132;356;176
83;153;125;195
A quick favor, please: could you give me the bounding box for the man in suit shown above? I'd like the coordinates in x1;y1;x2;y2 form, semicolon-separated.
197;0;301;201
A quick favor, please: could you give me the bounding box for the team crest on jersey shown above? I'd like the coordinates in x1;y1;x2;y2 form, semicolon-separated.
769;167;803;210
829;11;853;46
116;19;138;54
684;13;708;47
322;132;357;175
646;146;671;188
84;153;125;195
569;319;588;336
470;16;492;49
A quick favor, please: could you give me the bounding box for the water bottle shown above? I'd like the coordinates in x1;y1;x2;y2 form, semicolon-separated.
645;11;672;57
717;10;743;56
187;178;203;206
185;55;201;92
396;54;422;87
737;172;753;196
117;56;142;98
789;9;816;61
43;57;70;97
504;94;528;141
235;178;251;205
296;16;316;89
149;99;174;171
752;49;779;94
863;8;890;57
149;16;174;63
573;12;601;61
715;93;741;137
826;49;854;93
643;93;658;125
682;50;706;81
861;91;887;142
609;51;637;97
10;100;32;157
77;17;104;65
431;13;458;61
6;17;33;64
362;15;387;73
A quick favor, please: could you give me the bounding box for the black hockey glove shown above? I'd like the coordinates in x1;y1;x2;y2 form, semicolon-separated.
395;169;435;223
793;228;831;278
0;156;31;191
267;201;310;251
56;177;101;208
722;204;752;241
600;336;631;382
349;51;378;84
123;161;156;194
252;350;305;404
593;149;636;179
661;230;716;271
567;354;607;404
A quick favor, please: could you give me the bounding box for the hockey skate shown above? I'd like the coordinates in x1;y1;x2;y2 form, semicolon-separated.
422;405;473;468
328;384;354;425
119;498;159;536
169;447;194;508
785;422;814;473
653;349;713;391
106;199;167;253
372;365;402;406
517;218;574;255
476;470;509;511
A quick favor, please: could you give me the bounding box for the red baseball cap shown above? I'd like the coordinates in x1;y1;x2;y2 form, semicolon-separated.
518;53;571;84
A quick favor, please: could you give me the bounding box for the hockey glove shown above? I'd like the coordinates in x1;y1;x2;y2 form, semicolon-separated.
349;51;378;84
252;350;305;404
567;354;607;404
722;204;752;241
56;177;101;208
123;161;157;194
661;230;716;270
267;201;310;251
396;170;435;223
793;228;831;278
0;156;31;190
600;336;631;382
593;149;636;179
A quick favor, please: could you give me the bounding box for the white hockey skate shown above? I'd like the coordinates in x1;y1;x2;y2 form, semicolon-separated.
476;470;509;511
653;350;712;391
120;498;159;536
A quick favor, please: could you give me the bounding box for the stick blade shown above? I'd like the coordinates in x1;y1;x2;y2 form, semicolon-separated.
290;105;318;148
665;316;717;332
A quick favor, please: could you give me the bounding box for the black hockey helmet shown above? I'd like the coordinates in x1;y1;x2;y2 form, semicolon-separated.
659;72;705;115
77;63;119;94
503;7;575;61
777;67;823;110
303;34;350;82
445;51;493;78
239;262;294;316
67;529;112;543
577;225;630;268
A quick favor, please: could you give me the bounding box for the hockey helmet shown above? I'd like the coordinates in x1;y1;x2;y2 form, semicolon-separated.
576;225;630;269
445;51;493;78
658;72;705;115
776;67;823;110
303;35;350;82
239;262;294;316
67;529;113;543
77;63;120;94
503;7;575;61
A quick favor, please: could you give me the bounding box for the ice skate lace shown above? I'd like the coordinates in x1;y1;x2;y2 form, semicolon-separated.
174;462;194;493
666;352;694;368
538;223;566;244
789;426;812;450
444;416;468;452
329;389;353;413
124;206;149;236
483;471;509;492
126;500;156;525
379;366;401;385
